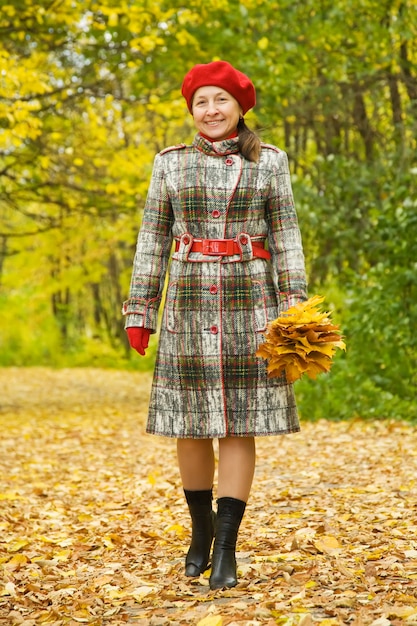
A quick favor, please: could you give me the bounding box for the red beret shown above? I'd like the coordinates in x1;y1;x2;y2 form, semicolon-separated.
181;60;256;115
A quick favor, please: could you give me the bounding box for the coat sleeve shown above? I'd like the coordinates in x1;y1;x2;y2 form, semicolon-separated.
266;149;308;310
122;153;174;331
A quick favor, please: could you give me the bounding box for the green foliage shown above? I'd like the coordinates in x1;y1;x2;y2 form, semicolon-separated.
295;152;417;421
1;0;417;420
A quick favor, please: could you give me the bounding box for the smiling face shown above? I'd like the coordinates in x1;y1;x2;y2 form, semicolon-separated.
191;85;242;141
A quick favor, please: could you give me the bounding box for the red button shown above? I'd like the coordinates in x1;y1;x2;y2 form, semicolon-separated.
183;235;190;245
210;325;218;334
212;210;221;218
240;235;248;245
225;157;234;165
210;285;218;294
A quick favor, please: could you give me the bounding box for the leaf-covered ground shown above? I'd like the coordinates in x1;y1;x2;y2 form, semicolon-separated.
0;368;416;626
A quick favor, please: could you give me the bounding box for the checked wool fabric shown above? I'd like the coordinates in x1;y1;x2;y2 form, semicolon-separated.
123;134;308;438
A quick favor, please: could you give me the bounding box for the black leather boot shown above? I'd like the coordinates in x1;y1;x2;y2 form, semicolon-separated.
209;497;246;590
184;489;215;577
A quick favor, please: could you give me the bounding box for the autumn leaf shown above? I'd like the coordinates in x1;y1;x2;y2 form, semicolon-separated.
256;295;346;382
197;615;223;626
313;535;342;555
6;539;30;553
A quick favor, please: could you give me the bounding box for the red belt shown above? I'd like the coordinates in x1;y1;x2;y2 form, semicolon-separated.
175;237;271;260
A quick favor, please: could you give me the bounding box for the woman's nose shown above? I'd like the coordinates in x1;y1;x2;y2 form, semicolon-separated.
206;101;218;114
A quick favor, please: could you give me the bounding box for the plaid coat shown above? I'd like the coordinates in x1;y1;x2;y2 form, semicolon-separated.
123;134;307;438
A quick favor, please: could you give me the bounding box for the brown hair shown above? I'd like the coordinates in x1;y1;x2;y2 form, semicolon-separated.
237;118;261;162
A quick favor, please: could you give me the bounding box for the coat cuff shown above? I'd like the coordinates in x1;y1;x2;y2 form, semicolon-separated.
122;297;160;331
278;292;308;311
124;314;144;329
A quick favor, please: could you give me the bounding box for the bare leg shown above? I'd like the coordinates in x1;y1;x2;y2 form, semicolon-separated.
217;437;256;502
177;438;215;490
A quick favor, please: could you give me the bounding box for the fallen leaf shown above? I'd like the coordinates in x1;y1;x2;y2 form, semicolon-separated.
313;536;342;554
2;581;17;596
7;540;30;553
197;616;224;626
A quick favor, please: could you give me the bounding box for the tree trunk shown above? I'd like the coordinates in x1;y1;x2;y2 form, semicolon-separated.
0;236;7;288
352;88;374;160
387;71;404;146
399;41;417;107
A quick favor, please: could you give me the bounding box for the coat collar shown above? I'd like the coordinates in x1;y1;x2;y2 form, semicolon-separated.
193;133;240;156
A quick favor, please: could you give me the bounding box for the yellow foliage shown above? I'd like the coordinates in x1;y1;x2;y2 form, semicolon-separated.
258;36;269;50
256;296;346;382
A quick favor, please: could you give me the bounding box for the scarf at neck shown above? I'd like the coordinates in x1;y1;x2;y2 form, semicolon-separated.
199;130;238;142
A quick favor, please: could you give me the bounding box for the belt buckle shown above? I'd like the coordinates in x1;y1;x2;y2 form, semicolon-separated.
202;239;234;256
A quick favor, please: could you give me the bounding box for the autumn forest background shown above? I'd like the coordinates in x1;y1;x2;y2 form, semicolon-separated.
1;2;417;624
1;0;417;422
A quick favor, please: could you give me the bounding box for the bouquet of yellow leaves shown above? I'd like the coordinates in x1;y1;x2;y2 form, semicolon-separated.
256;295;346;383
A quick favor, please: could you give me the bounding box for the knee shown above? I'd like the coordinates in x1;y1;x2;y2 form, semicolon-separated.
177;438;214;454
218;437;255;453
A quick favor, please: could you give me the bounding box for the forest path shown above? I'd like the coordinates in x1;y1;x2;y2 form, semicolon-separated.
1;368;416;625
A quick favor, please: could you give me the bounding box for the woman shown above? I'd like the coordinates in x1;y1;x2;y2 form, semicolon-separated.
123;60;307;590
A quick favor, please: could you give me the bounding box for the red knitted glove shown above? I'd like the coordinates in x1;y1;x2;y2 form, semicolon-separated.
126;327;151;356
